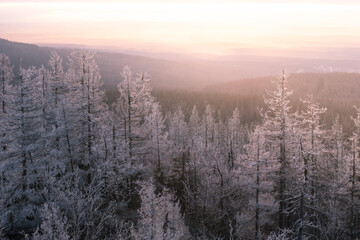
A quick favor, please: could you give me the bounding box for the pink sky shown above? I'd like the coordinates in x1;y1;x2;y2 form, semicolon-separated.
1;1;360;55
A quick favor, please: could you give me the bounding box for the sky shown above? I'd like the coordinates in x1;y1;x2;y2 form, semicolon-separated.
1;0;360;56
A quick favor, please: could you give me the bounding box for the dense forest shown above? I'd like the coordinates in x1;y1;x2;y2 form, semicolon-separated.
1;50;360;240
151;72;360;133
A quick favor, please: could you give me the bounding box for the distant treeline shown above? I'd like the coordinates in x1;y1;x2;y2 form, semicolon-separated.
132;90;351;134
148;72;360;133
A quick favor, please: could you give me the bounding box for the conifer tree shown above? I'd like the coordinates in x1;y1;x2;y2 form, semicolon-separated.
1;66;45;234
146;102;168;171
116;66;154;166
263;70;295;229
0;53;13;154
66;50;107;181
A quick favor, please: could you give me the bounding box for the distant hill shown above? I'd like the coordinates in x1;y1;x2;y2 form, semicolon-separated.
0;38;207;89
3;38;360;92
2;38;360;131
0;38;66;70
1;38;272;90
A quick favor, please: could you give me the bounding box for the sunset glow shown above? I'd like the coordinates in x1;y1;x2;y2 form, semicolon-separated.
1;1;360;54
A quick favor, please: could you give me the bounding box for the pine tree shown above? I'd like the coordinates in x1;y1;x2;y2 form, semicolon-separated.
146;102;168;171
263;70;295;229
48;52;66;152
297;95;327;238
66;50;107;182
131;180;189;240
168;105;188;178
0;53;12;114
348;106;360;239
322;116;348;239
48;52;65;109
187;105;203;198
0;53;13;154
189;106;202;151
33;202;70;240
203;104;215;149
228;107;241;169
115;66;154;166
244;126;274;240
1;66;45;234
54;171;116;240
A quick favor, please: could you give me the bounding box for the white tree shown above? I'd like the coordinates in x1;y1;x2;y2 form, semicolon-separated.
294;95;327;239
243;126;274;240
203;104;215;149
189;106;202;151
227;108;241;169
300;95;327;192
115;66;154;166
33;202;70;240
66;50;107;182
168;105;188;178
348;106;360;239
266;228;293;240
131;180;189;240
54;171;116;240
1;66;45;234
146;102;168;171
0;53;12;114
0;53;13;154
48;52;66;154
163;191;190;240
187;105;203;192
322;116;348;239
169;105;188;152
186;144;243;239
263;70;295;229
48;51;65;109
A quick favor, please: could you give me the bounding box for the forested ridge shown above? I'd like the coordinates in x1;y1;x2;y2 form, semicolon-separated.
152;72;360;133
0;50;360;240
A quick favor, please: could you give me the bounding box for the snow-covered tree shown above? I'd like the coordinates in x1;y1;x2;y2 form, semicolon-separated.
33;202;70;240
146;102;168;170
48;52;66;151
263;70;295;229
1;66;46;234
169;105;188;153
294;95;327;238
53;171;116;240
48;51;65;109
189;106;202;150
187;105;203;191
203;104;215;149
227;108;241;169
348;106;360;239
322;116;348;239
66;50;107;181
131;180;189;240
300;95;326;188
266;228;293;240
0;53;12;114
168;105;188;178
0;53;13;154
115;66;154;166
243;126;274;240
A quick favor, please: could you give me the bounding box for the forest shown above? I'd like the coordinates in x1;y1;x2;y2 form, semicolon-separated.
0;50;359;240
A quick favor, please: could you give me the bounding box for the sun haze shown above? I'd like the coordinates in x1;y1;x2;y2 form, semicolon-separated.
1;0;360;55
